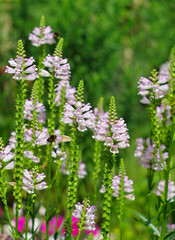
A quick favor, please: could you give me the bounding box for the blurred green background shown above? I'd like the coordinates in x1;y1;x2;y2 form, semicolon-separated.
1;0;175;238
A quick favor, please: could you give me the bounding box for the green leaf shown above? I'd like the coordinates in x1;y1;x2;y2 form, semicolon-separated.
133;210;160;237
164;231;175;239
47;209;56;222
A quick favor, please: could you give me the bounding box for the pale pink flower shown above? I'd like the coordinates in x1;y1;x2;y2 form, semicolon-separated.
5;57;38;81
154;180;175;202
29;26;56;46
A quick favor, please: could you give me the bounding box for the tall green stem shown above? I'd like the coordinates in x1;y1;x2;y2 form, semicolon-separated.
46;145;52;239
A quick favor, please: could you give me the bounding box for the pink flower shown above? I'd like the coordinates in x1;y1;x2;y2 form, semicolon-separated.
40;55;71;87
85;224;100;238
154;180;175;202
72;216;80;236
134;138;168;170
29;26;56;46
93;114;129;154
62;101;95;132
22;169;47;194
40;215;65;235
5;57;38;81
24;99;46;124
12;216;26;232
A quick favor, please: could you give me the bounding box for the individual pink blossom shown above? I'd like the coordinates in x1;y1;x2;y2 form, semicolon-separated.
78;162;87;179
167;223;175;232
29;26;56;46
5;56;38;81
9;131;17;149
40;55;71;86
62;101;95;132
22;169;47;194
0;145;14;162
153;180;175;202
24;150;40;163
158;62;170;85
54;84;76;106
40;215;65;235
134;138;168;170
24;99;46;124
12;216;26;232
0;145;15;170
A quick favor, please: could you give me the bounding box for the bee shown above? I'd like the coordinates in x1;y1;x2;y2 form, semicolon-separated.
47;135;56;144
47;134;71;144
54;32;60;40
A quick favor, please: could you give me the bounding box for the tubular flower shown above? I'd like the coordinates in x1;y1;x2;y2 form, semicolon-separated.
40;55;71;86
24;99;46;124
22;169;47;194
5;57;38;81
72;201;97;231
100;173;135;201
153;180;175;202
134;138;168;170
24;150;40;163
156;102;171;126
93;114;129;154
158;61;170;85
138;66;170;104
0;145;15;170
29;26;56;46
60;159;87;179
54;84;76;106
62;101;95;132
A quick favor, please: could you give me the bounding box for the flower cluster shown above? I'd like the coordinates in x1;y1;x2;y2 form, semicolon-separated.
60;159;87;179
100;173;135;201
93;115;129;154
29;26;56;46
5;57;38;81
40;214;99;239
40;55;71;86
134;138;168;170
22;169;47;194
54;84;76;106
62;101;95;132
153;180;175;202
72;201;97;231
112;174;135;200
156;102;171;126
138;68;170;104
24;99;46;124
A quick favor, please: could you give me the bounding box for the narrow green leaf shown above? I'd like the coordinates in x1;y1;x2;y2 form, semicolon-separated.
133;210;160;237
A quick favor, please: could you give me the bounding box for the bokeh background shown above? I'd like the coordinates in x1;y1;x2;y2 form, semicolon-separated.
1;0;175;238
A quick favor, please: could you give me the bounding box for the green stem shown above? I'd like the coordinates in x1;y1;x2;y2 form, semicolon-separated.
32;202;35;240
15;204;19;239
3;196;15;236
46;145;52;239
120;221;123;240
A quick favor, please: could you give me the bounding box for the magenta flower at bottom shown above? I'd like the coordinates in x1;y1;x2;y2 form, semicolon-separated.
40;215;65;235
12;216;26;232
